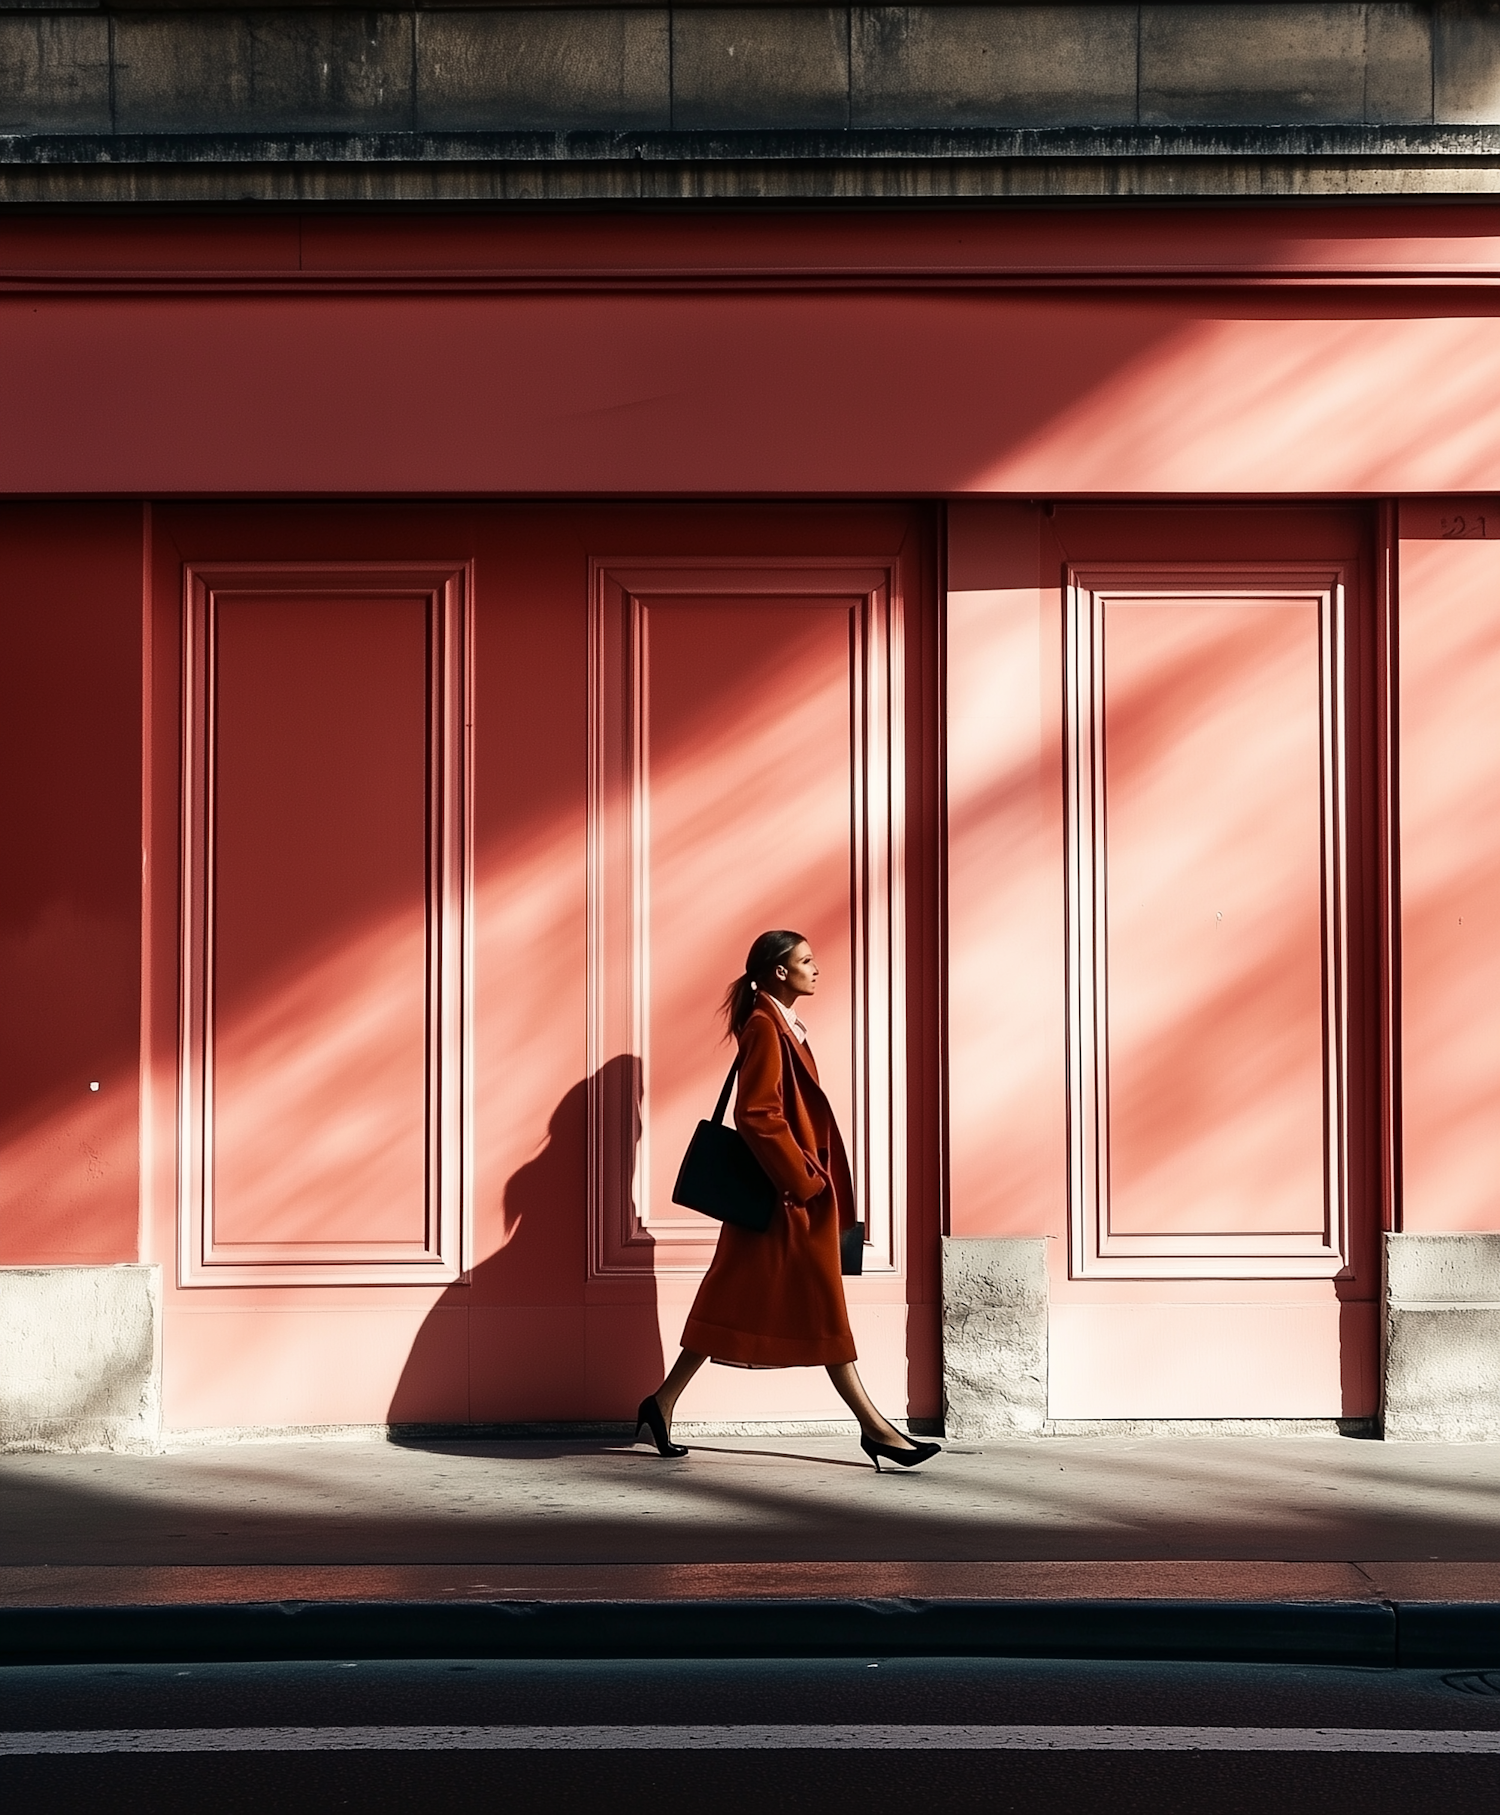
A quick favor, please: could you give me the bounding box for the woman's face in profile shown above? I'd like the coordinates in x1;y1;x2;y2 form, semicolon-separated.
778;941;819;999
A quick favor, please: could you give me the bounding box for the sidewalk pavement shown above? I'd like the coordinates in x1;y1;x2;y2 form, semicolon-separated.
3;1433;1500;1666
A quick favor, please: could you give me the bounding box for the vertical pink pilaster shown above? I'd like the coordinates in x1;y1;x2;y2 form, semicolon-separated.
944;503;1066;1241
1399;501;1500;1232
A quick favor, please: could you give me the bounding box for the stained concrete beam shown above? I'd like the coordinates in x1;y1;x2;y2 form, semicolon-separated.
416;8;669;131
2;7;1500;196
1141;2;1431;126
851;5;1136;129
113;10;417;135
1436;0;1500;124
671;6;849;131
0;12;108;133
10;131;1500;207
1366;3;1436;122
0;4;1491;141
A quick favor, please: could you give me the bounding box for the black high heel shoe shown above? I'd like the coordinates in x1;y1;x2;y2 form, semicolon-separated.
861;1432;941;1472
635;1395;688;1458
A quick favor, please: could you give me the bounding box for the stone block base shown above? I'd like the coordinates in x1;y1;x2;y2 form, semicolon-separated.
0;1265;161;1452
1384;1234;1500;1440
940;1236;1048;1438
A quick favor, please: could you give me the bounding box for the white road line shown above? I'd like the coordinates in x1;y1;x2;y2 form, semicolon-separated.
2;1725;1500;1755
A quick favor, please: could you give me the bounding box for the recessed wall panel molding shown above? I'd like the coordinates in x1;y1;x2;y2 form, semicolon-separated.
1063;563;1354;1281
587;558;906;1278
179;562;473;1287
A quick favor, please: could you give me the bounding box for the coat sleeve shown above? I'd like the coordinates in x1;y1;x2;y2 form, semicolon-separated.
733;1015;826;1205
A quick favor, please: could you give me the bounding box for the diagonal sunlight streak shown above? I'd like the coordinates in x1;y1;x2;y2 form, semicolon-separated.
643;604;859;1228
157;572;921;1425
983;313;1500;495
169;616;871;1265
202;874;584;1260
1100;599;1326;1238
183;794;590;1266
210;907;429;1247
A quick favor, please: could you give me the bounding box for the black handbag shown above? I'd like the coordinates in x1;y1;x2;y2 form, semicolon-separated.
671;1058;778;1232
840;1222;865;1277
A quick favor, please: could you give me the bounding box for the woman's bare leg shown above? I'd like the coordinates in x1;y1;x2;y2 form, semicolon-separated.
825;1361;919;1449
651;1348;707;1430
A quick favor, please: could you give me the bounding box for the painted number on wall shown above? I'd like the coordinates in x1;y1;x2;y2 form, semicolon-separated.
1441;515;1490;539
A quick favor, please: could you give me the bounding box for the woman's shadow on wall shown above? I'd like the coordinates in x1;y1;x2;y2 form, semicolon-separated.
388;1053;663;1431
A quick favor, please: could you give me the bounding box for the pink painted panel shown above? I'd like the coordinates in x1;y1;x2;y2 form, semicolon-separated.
642;598;857;1243
6;289;1500;499
468;1308;588;1423
1033;509;1378;1418
1399;506;1500;1231
1103;595;1327;1239
1048;1300;1372;1420
210;592;431;1248
589;554;909;1285
163;1302;466;1430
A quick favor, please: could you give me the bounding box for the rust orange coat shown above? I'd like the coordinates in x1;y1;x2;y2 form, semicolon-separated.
681;994;857;1368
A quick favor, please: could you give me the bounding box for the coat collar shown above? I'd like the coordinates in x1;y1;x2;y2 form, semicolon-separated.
751;993;823;1092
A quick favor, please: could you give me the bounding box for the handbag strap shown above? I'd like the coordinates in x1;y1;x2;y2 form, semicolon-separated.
711;1056;741;1125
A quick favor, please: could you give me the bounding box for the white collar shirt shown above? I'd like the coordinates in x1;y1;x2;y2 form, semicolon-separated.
766;992;808;1044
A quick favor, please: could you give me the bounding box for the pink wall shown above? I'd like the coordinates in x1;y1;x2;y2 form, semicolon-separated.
6;206;1500;1428
0;505;142;1261
3;210;1500;499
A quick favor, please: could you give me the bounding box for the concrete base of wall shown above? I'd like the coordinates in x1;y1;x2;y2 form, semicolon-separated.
940;1236;1048;1439
1384;1234;1500;1441
0;1265;161;1452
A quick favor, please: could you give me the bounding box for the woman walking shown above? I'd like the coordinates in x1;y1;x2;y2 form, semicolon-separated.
636;930;940;1472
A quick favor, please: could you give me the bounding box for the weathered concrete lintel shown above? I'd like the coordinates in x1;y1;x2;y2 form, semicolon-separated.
0;4;1491;140
4;126;1500;202
8;123;1500;163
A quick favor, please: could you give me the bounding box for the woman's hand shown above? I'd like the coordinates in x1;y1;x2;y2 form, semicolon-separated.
801;1158;833;1202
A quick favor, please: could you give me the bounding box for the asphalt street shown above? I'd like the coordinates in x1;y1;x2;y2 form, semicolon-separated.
4;1654;1500;1813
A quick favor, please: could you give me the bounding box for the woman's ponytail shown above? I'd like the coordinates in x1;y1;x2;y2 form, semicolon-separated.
720;929;807;1037
720;972;758;1037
